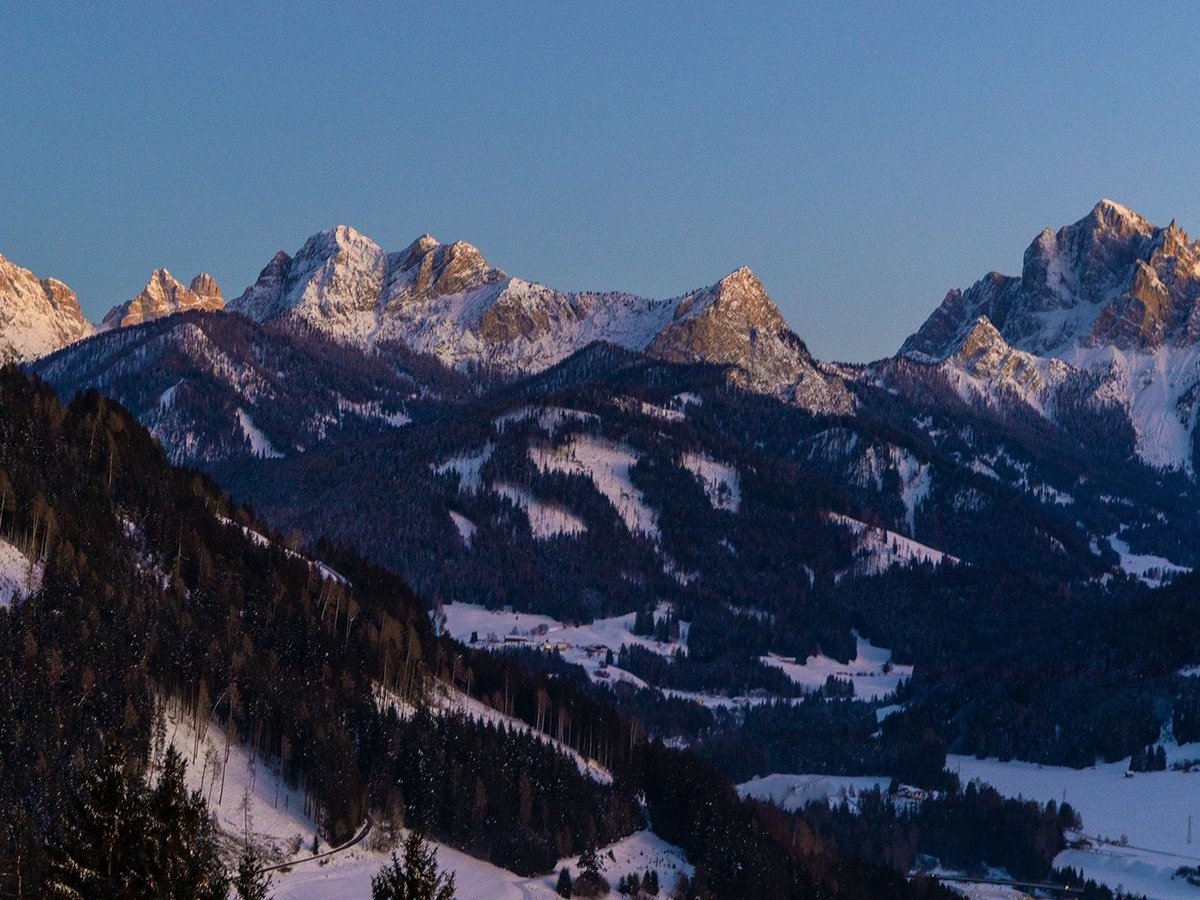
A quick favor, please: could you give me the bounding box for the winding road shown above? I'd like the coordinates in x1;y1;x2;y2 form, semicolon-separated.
262;818;373;873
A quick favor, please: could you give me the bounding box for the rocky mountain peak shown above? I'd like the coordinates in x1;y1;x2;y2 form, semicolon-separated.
0;252;93;362
388;236;499;302
188;272;223;301
102;268;225;330
397;234;441;269
230;226;387;332
904;201;1200;359
954;316;1007;358
651;265;851;412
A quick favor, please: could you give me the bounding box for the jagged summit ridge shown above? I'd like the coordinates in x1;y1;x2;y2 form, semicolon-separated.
230;226;850;412
101;268;225;330
898;201;1200;472
902;199;1200;360
0;252;93;362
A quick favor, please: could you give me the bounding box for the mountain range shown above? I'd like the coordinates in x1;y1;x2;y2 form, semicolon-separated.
6;203;1197;598
6;201;1200;897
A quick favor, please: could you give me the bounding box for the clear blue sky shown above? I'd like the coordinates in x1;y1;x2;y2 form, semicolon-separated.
3;2;1199;361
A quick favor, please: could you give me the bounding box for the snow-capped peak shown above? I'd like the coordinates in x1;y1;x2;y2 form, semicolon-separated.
0;251;94;363
900;202;1200;472
226;226;850;413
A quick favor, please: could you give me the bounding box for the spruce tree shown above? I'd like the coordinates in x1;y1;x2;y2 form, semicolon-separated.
148;746;229;900
45;746;155;899
46;742;228;900
556;867;573;897
371;831;456;900
232;846;274;900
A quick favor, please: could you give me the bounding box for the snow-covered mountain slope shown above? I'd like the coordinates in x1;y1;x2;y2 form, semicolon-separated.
0;251;93;362
898;200;1200;472
101;268;224;329
33;312;457;464
229;226;850;412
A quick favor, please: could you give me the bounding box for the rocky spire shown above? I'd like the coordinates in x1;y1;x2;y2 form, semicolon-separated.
102;268;225;330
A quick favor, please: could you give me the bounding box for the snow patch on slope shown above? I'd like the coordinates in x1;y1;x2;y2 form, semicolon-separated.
1107;531;1188;586
493;482;588;539
830;512;957;577
0;537;40;606
494;406;598;435
1063;343;1200;473
160;697;317;864
680;451;740;512
530;436;658;539
448;510;477;546
432;444;494;492
737;773;891;813
760;630;912;701
236;408;283;459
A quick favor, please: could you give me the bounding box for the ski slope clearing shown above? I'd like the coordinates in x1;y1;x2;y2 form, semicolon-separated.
432;443;494;492
680;451;740;512
761;630;912;701
830;512;958;578
0;537;39;606
276;828;692;900
235;408;283;459
530;436;659;539
493;481;588;539
952;747;1200;899
448;510;478;546
737;773;891;813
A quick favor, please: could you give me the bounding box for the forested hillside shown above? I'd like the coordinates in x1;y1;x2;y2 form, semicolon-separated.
0;365;988;898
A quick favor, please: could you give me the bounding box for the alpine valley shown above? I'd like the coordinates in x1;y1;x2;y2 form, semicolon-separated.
6;201;1200;899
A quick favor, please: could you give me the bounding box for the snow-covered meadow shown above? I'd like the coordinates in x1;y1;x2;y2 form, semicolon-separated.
760;630;913;701
952;748;1200;899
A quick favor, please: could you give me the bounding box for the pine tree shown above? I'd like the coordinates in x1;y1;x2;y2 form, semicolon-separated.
45;746;156;899
644;868;659;895
556;867;574;897
45;742;228;899
232;846;274;900
371;831;456;900
148;746;229;900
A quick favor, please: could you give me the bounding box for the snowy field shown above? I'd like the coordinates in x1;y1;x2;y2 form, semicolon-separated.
952;748;1200;899
680;451;740;512
1106;530;1189;587
0;536;39;607
276;828;692;900
492;481;588;539
530;435;659;538
161;698;319;863
737;773;891;812
440;602;914;709
760;630;913;701
439;601;686;691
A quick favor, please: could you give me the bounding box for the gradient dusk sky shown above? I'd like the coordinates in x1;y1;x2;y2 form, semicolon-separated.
3;2;1199;361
